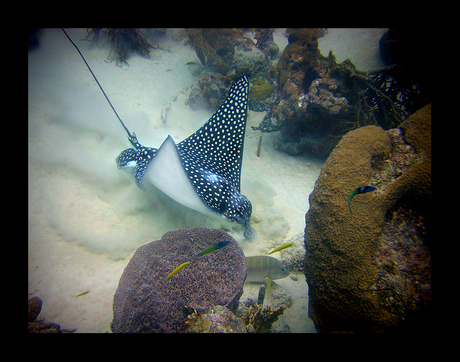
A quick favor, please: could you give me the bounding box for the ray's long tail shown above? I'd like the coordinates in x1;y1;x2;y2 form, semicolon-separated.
61;28;132;138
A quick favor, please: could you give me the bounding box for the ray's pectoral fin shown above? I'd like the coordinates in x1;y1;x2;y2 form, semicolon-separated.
133;158;151;190
173;75;255;237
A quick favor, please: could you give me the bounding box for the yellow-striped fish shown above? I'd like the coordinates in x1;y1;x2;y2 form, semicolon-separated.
268;242;294;255
164;261;190;281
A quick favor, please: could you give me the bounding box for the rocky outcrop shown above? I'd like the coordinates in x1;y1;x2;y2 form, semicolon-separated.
252;28;430;160
185;28;272;112
28;296;43;322
111;227;247;333
28;296;63;333
304;104;431;333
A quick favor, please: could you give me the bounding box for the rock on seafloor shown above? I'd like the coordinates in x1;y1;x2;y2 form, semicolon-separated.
111;227;247;333
28;296;63;333
28;296;43;322
304;104;431;333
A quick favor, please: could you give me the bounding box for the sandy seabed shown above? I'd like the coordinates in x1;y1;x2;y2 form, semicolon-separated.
28;28;386;332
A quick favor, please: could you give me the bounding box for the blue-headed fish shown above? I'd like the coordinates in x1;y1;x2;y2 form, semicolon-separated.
348;186;377;214
195;240;230;257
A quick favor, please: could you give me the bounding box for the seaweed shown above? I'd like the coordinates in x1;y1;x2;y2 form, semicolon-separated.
185;28;220;68
84;28;160;67
185;28;255;75
332;59;426;131
321;55;428;153
83;28;101;46
239;299;287;333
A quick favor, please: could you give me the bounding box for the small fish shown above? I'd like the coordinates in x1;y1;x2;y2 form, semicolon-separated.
348;186;377;214
164;261;190;281
245;256;289;283
75;291;89;297
185;61;201;66
196;240;230;257
268;242;294;255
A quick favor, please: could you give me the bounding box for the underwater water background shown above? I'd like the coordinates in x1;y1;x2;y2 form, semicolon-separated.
28;28;385;332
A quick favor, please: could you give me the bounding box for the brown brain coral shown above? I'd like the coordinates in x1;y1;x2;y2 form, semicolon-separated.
304;104;431;333
111;227;247;333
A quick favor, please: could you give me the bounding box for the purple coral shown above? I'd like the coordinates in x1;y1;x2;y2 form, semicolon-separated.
111;227;247;333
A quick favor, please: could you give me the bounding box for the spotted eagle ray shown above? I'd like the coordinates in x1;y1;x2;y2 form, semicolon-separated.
62;28;254;238
116;76;254;237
